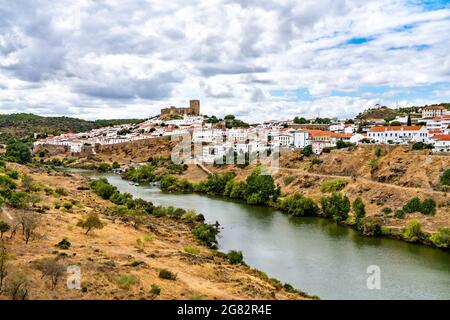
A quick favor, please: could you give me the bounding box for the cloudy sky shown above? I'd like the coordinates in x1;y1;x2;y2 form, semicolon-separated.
0;0;450;122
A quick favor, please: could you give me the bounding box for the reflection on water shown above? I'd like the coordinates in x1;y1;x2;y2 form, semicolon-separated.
73;169;450;300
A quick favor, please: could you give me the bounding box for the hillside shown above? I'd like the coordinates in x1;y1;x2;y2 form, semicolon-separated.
0;113;145;143
0;163;306;300
356;106;398;120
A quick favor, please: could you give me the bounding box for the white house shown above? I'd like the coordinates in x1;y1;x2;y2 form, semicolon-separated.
367;126;428;144
192;129;224;143
422;106;448;119
430;134;450;152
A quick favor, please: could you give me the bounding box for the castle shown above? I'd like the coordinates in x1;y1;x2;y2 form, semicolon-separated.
161;100;200;116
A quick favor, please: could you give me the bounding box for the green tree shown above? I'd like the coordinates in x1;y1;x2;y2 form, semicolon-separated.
407;114;412;126
302;145;313;157
403;220;423;242
77;212;105;235
431;228;450;249
6;141;32;164
245;167;279;205
97;162;111;172
352;197;365;224
0;220;11;239
440;169;450;187
224;114;235;120
403;197;421;213
320;192;350;222
420;198;436;215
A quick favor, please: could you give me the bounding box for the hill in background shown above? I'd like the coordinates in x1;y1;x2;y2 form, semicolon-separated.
0;113;145;143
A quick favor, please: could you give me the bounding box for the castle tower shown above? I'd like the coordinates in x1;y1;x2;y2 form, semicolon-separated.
189;100;200;116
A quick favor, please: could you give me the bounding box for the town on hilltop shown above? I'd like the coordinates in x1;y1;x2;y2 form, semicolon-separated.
33;101;450;163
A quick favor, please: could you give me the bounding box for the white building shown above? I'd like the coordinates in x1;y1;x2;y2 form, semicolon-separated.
192;129;224;143
293;131;310;148
429;134;450;152
422;106;448;119
367;126;428;144
227;128;248;143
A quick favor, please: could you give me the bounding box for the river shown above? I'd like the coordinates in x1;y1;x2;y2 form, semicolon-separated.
74;170;450;300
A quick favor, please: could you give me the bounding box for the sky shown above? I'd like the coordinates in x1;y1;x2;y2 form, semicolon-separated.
0;0;450;122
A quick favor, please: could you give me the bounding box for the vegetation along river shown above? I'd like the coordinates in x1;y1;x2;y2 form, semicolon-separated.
76;170;450;300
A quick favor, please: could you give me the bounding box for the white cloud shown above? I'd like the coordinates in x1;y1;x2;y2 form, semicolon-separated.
0;0;449;121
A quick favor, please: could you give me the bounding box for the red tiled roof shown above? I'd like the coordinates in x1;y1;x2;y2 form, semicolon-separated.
428;129;443;134
430;134;450;141
368;126;423;132
307;130;351;138
423;106;447;110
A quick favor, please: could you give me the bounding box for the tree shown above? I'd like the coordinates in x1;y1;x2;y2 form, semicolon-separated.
8;192;31;209
420;198;436;215
20;212;41;244
77;212;105;235
407;114;412;126
403;197;421;213
0;246;8;291
320;192;350;222
245;167;279;205
403;220;423;242
0;220;11;239
302;145;313;157
352;197;365;224
97;162;111;172
5;273;28;300
38;258;65;290
6;141;32;164
224;114;235;120
112;161;120;169
440;169;450;187
390;121;401;126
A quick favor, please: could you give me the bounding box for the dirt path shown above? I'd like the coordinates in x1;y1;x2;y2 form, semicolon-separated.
0;206;14;221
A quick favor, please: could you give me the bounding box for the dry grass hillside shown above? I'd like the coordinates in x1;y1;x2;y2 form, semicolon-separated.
0;164;306;300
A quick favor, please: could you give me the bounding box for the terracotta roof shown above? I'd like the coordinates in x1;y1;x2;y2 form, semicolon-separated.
423;106;447;110
430;134;450;141
368;126;423;132
431;115;450;120
428;129;444;134
307;130;351;138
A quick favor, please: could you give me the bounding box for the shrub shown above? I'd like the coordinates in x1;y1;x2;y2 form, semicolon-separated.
412;142;433;150
283;175;295;186
381;207;393;215
226;250;244;265
55;187;68;196
158;269;176;280
6;170;19;179
114;274;137;289
420;198;436;215
403;220;423;242
431;228;450;249
358;216;383;236
440;169;450;188
192;223;218;248
150;284;161;295
55;238;71;250
320;192;350;222
6;141;32;164
63;202;73;210
8;192;30;209
245;168;279;205
395;209;405;219
90;178;116;199
0;175;17;190
311;158;323;165
112;162;120;169
403;197;422;213
97;162;111;172
320;178;347;193
183;246;200;254
278;193;319;217
54;200;61;209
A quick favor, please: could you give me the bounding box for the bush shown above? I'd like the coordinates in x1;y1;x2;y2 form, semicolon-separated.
114;274;137;289
150;284;161;295
320;178;347;193
311;158;323;165
112;162;120;169
0;175;17;190
6;141;32;164
245;168;279;205
394;209;405;219
55;187;68;196
63;202;73;210
183;246;200;254
358;216;383;236
412;142;433;150
0;220;11;239
403;197;422;213
302;145;313;156
420;198;436;215
440;169;450;188
158;269;176;280
55;238;71;250
226;250;244;264
90;178;116;199
97;162;111;172
6;170;19;180
320;192;350;222
431;228;450;249
8;192;30;209
403;220;423;242
278;193;319;217
381;207;393;215
192;223;218;248
283;175;295;186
